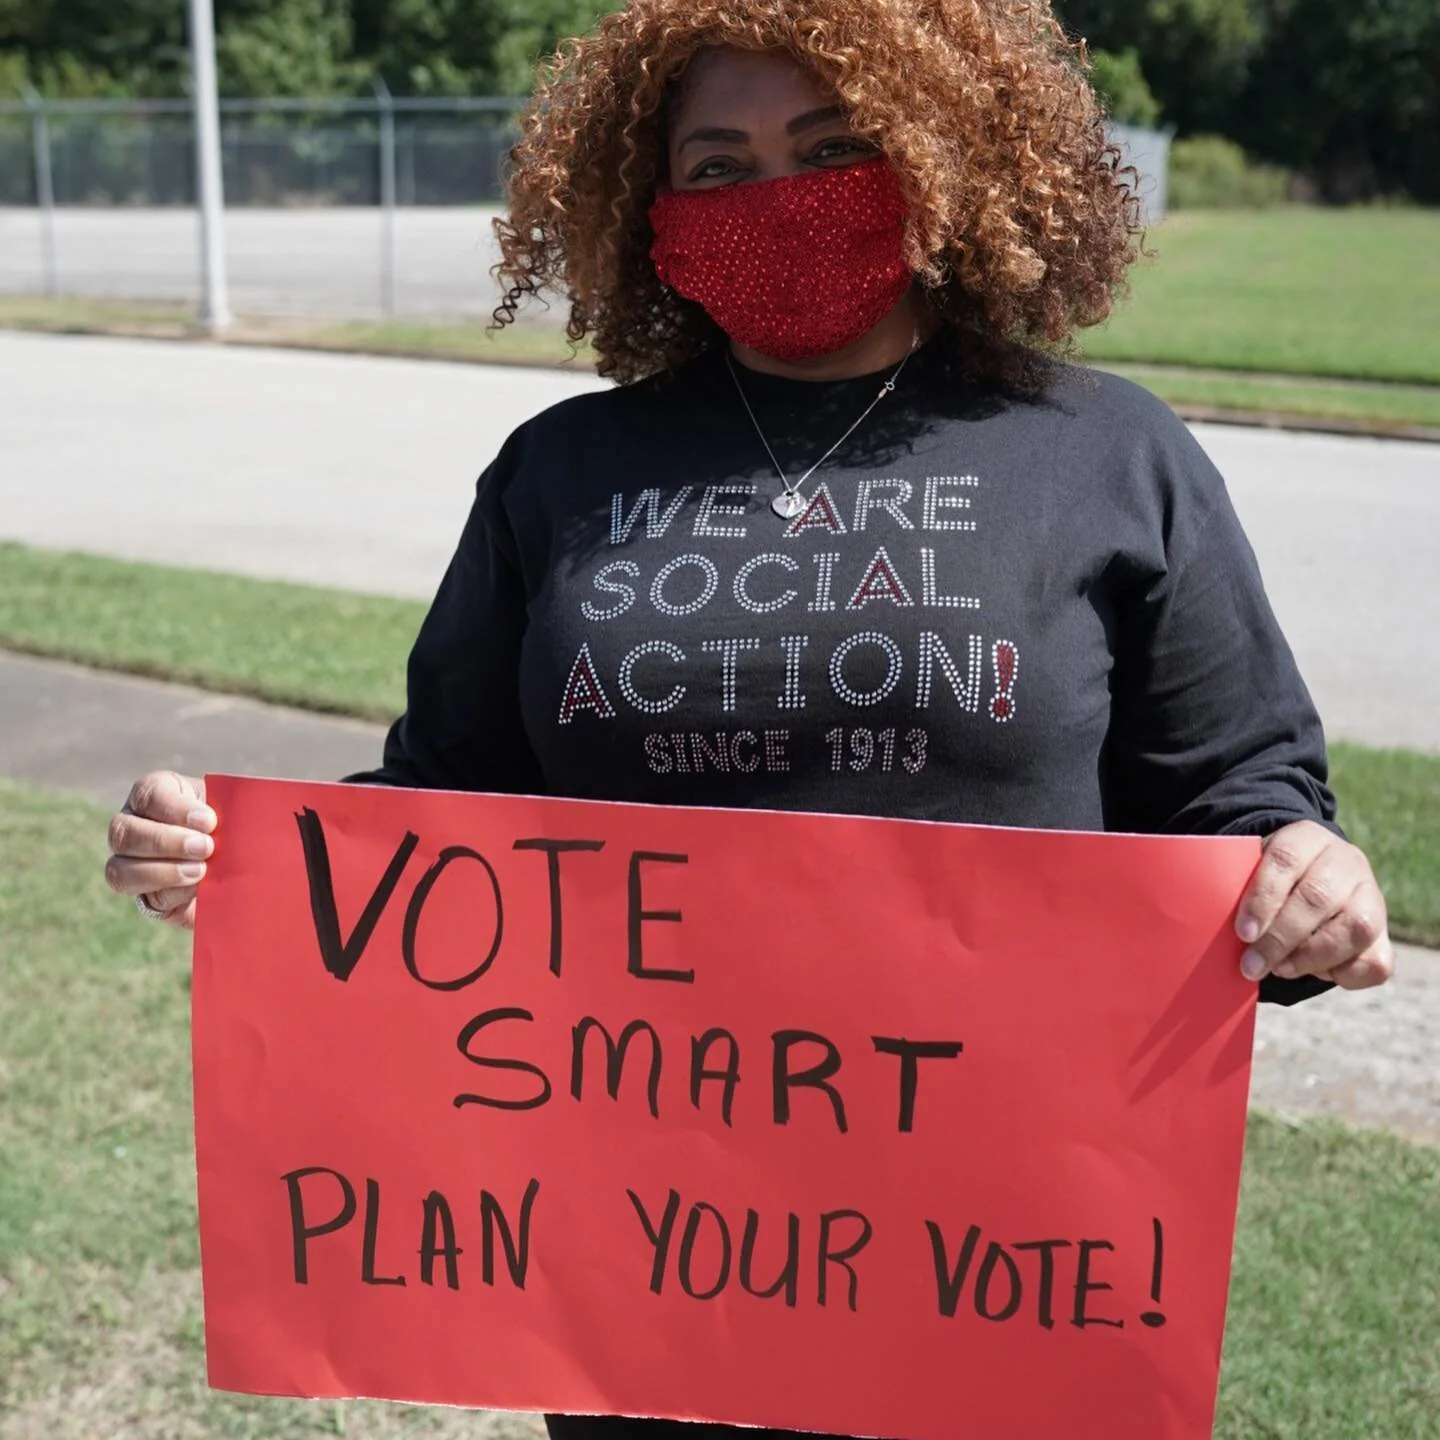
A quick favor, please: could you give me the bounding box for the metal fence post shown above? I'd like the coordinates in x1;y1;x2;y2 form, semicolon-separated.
22;86;58;299
186;0;232;332
374;77;397;315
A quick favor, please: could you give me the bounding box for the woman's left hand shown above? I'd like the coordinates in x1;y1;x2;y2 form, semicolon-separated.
1235;820;1394;990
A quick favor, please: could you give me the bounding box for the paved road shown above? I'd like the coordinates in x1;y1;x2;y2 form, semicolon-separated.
1;206;519;319
2;330;1436;751
1;332;606;599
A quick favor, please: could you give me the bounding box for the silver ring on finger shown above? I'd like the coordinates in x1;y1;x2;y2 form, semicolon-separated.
136;893;169;920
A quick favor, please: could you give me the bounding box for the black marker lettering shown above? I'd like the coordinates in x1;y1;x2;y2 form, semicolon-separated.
974;1241;1021;1322
1013;1238;1072;1330
1073;1239;1125;1329
628;1187;683;1295
402;847;503;991
871;1037;965;1133
481;1179;540;1289
419;1189;463;1290
454;1008;552;1111
361;1178;406;1286
690;1028;741;1126
818;1209;872;1311
926;1220;983;1318
679;1202;732;1301
282;1166;357;1285
571;1017;663;1118
773;1030;848;1134
294;809;418;982
1140;1218;1168;1328
740;1210;801;1307
627;852;693;982
512;838;606;977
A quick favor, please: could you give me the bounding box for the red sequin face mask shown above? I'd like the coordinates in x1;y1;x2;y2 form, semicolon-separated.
649;158;911;362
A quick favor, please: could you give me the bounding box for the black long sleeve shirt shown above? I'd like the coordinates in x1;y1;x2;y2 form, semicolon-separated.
349;339;1337;1005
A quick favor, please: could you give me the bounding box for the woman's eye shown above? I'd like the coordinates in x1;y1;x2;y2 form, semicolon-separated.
811;138;873;163
689;157;741;182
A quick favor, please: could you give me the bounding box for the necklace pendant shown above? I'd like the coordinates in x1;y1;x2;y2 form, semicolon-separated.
772;491;807;520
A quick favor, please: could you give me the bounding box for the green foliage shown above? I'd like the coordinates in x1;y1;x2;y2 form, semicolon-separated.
2;0;1436;200
216;0;366;96
1169;134;1291;209
1058;0;1440;203
0;0;189;94
1059;0;1264;133
1236;0;1440;203
1088;46;1161;127
350;0;509;97
491;0;619;94
0;47;130;97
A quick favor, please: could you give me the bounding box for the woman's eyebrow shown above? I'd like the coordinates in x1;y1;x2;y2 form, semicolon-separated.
785;104;846;135
678;125;750;149
677;105;848;150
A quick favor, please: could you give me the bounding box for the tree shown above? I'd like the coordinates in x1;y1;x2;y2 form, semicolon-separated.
350;0;509;96
1056;0;1264;134
0;0;189;94
1236;0;1440;202
491;0;619;95
1087;46;1162;127
216;0;365;96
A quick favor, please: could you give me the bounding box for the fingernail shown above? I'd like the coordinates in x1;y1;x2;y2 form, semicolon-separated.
187;807;217;832
183;832;213;859
1237;915;1261;943
1240;949;1269;983
1274;961;1297;980
179;862;206;882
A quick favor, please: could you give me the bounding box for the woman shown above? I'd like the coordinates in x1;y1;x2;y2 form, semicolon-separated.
105;0;1393;1435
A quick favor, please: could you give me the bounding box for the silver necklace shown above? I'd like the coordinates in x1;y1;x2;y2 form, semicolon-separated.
726;335;919;520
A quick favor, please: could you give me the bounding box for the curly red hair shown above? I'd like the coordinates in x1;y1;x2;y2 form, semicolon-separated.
493;0;1142;388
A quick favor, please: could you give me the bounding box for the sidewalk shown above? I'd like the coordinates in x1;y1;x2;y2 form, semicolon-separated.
4;649;1435;1147
0;650;382;806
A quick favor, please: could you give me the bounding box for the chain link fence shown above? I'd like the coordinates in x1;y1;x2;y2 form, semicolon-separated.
0;95;1169;321
0;95;526;319
0;96;521;208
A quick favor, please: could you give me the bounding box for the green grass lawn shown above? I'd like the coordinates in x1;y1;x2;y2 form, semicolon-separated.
0;541;421;721
1086;209;1440;384
1327;744;1440;950
0;776;1435;1437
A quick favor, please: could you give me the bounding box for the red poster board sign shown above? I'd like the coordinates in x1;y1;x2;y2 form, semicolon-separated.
193;775;1260;1440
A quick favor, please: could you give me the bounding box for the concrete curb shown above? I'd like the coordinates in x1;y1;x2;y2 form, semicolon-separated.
1162;403;1440;445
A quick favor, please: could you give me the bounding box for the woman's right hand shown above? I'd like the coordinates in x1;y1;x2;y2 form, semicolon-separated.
105;771;217;931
